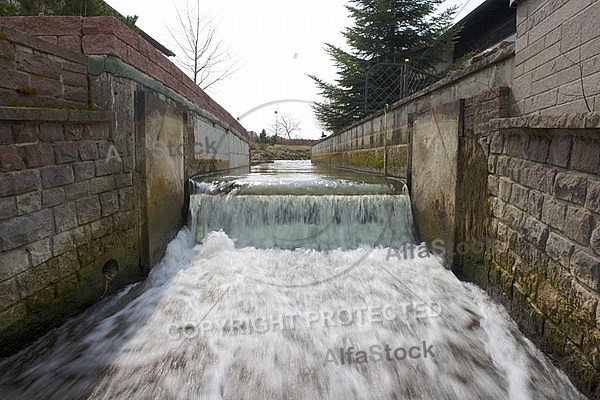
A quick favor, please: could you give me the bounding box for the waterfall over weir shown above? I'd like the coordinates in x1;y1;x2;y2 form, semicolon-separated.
190;194;416;251
0;161;586;399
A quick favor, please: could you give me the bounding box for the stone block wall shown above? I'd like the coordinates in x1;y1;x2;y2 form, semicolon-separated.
463;87;511;129
453;87;511;271
513;0;600;114
0;17;249;356
0;108;141;356
480;114;600;396
0;24;89;109
0;16;83;53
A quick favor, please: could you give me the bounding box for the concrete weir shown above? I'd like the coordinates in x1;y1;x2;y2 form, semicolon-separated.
312;0;600;397
0;17;249;356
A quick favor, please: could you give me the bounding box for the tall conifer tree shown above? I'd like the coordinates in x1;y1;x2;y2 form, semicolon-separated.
310;0;457;132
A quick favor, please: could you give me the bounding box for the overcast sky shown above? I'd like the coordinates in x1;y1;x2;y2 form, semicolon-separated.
106;0;484;139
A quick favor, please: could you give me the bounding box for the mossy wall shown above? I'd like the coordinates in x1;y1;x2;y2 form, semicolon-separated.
475;123;600;398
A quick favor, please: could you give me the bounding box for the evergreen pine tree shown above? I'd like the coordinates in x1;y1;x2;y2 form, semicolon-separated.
310;0;458;133
259;129;267;144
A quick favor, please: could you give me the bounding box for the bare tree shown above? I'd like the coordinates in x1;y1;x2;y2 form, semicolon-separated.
167;1;237;91
268;118;282;140
270;112;301;140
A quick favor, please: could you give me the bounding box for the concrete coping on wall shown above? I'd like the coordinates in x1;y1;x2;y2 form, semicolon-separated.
0;106;113;122
481;112;600;133
313;42;515;145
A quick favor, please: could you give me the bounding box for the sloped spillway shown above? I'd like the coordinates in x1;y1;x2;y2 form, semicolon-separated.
0;161;586;399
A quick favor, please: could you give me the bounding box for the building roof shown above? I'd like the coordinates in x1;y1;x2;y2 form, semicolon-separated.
453;0;516;61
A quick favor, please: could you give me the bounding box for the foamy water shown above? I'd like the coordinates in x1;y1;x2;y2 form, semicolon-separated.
0;161;586;399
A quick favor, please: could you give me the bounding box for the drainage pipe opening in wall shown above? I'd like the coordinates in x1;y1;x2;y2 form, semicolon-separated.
102;260;119;297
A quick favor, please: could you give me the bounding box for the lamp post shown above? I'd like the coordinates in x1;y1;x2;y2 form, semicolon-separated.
274;108;278;144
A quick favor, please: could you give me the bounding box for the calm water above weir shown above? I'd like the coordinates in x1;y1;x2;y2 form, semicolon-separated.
0;161;586;399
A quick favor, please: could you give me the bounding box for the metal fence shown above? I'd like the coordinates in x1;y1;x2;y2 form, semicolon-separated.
364;62;439;113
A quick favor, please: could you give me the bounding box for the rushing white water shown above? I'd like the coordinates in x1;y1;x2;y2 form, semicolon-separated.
0;161;586;399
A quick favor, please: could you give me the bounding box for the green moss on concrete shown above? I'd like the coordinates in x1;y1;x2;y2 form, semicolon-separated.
311;154;330;164
347;148;384;168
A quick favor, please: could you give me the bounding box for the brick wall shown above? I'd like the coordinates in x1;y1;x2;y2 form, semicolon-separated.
0;24;89;109
0;108;141;356
463;87;510;129
513;0;600;115
0;16;83;53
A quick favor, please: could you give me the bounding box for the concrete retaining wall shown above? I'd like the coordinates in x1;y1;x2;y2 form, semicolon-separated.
311;45;514;180
313;44;515;246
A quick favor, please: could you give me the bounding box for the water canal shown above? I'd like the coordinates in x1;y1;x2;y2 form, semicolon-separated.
0;161;585;399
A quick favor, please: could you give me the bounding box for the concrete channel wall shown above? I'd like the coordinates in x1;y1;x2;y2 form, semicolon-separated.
313;44;515;249
312;0;600;396
0;17;249;356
